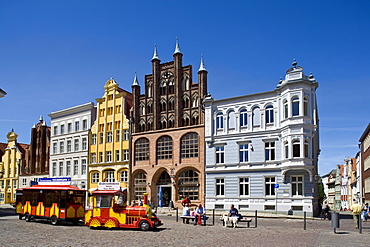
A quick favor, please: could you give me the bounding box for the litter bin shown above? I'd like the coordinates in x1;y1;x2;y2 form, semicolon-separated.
331;212;340;232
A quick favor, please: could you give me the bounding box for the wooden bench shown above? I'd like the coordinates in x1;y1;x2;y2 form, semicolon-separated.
220;216;253;228
180;215;209;225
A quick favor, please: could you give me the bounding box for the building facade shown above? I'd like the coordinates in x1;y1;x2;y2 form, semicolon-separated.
49;102;96;189
204;61;320;216
130;42;207;208
0;131;29;204
359;123;370;204
19;117;51;188
88;78;132;196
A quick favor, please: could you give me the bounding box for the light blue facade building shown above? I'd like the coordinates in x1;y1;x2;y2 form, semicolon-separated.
204;61;320;216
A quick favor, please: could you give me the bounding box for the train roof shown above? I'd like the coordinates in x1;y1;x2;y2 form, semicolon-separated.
91;190;123;195
21;185;86;191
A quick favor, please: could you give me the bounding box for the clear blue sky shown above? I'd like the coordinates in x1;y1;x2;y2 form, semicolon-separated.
1;0;369;176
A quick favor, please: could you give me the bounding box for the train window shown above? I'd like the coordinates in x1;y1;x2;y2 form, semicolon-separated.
96;195;112;208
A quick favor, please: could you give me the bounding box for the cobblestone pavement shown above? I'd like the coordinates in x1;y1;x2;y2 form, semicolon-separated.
1;205;369;247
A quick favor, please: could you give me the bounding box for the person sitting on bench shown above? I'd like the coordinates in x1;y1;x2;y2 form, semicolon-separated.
194;204;206;225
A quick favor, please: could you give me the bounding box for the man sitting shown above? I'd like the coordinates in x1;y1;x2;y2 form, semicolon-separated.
227;204;239;228
194;204;206;225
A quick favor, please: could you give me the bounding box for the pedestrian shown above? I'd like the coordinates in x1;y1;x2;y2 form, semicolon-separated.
361;203;369;222
194;203;206;225
181;195;191;207
138;199;143;206
182;203;190;216
350;200;363;229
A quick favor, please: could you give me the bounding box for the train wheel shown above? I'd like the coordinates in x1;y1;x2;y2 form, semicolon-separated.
139;220;150;231
50;216;58;225
25;214;32;222
18;214;23;220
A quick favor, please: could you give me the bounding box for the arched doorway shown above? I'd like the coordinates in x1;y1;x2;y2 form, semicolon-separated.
156;171;171;207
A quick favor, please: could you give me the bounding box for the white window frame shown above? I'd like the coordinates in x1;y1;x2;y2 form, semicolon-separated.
216;112;223;129
265;141;276;161
265;176;276;196
105;171;115;182
239;109;248;127
81;159;87;175
216;146;225;164
291;175;304;197
120;170;128;182
92;172;99;183
73;160;78;176
239;177;250;196
215;178;225;196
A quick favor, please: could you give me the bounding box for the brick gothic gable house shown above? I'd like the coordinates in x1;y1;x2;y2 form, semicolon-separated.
131;40;207;208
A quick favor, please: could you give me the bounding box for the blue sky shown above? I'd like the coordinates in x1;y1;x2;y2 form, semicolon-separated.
1;0;369;175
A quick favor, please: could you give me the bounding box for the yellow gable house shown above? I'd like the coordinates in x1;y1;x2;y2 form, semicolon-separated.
0;131;29;204
88;78;132;201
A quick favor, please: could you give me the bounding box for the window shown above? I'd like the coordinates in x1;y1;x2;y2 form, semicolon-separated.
92;172;99;183
13;180;17;189
283;99;288;119
123;150;129;161
252;107;260;126
115;105;121;114
216;146;225;164
265;105;274;124
106;151;112;162
239;144;249;163
120;170;128;182
124;129;129;141
68;123;72;133
60;141;64;153
99;133;104;144
99;152;103;162
304;97;309;116
59;162;64;176
83;119;87;130
53;126;58;135
105;170;115;182
293;139;300;158
53;143;57;154
0;181;3;189
179;170;199;201
73;160;78;176
291;176;304;196
0;193;4;202
135;138;149;161
216;112;223;129
265;142;275;161
75;121;80;132
52;162;56;176
216;178;225;196
181;133;199;158
239;177;249;196
292;97;299;116
134;172;146;200
22;178;27;186
67;140;71;152
82;138;87;150
240;109;248;127
60;124;65;134
284;141;289;159
304;140;309;158
66;161;71;176
116;150;120;161
265;177;276;196
107;131;113;143
91;153;96;163
116;130;120;142
81;159;87;175
74;139;79;151
92;134;97;145
157;136;173;160
228;111;235;129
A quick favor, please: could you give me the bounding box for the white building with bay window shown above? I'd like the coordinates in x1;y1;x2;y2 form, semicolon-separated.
204;60;320;216
49;102;96;189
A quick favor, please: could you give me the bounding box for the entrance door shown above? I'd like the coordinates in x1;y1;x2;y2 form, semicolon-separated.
157;185;171;207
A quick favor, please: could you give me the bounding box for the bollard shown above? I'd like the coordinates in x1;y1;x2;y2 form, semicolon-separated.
303;211;306;230
176;207;178;222
255;210;257;228
359;217;362;234
212;209;215;225
331;212;340;233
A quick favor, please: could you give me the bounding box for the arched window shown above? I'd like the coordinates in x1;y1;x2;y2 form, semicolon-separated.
160;81;166;95
182;115;190;127
168;97;175;111
168;115;175;128
147;81;153;98
192;94;199;108
147;118;153;131
252;107;260;126
179;169;199;201
181;133;199;158
292;139;300;158
157;171;171;185
139;120;146;132
216;112;223;129
228;111;235;129
283;99;288;119
139;103;145;116
182;97;189;109
240;109;248;127
160;100;167;112
292;97;299;116
135;138;149;161
182;73;190;91
304;97;309;116
157;136;173;160
191;112;199;125
160;117;167;129
147;102;153;114
134;172;146;200
265;105;274;124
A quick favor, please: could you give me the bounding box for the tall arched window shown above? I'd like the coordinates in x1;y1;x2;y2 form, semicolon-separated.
147;81;153;98
228;110;235;129
182;73;190;91
240;109;248;127
179;169;199;201
134;172;146;200
168;97;175;111
216;112;223;129
182;115;190;127
182;96;189;108
181;133;199;158
157;136;173;160
292;139;301;158
292;97;300;116
252;107;260;126
265;105;274;124
135;138;149;161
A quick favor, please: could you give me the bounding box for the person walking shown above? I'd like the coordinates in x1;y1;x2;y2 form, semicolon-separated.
350;200;363;229
361;203;369;222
